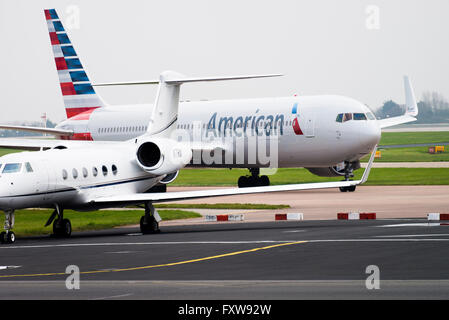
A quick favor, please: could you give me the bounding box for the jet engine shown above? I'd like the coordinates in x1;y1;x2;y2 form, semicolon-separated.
306;161;361;177
136;138;192;176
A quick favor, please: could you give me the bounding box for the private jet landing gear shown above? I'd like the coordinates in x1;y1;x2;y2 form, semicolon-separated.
45;205;72;238
340;161;356;193
140;202;161;234
1;210;15;244
238;168;270;188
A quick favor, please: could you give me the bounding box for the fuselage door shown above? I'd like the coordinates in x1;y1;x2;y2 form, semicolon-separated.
304;113;316;138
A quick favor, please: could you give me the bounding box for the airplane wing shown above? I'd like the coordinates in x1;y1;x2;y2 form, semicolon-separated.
90;146;377;205
0;138;115;151
377;76;419;129
0;125;73;137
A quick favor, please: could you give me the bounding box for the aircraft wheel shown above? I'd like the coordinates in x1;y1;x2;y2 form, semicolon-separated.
260;175;270;187
140;216;160;234
348;186;356;192
6;231;15;244
53;219;72;237
339;187;348;192
0;232;6;244
238;176;250;188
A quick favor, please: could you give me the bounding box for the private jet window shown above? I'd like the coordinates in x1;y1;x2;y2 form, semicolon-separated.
82;167;88;178
72;168;79;179
343;113;353;122
3;163;22;174
102;165;108;176
62;169;68;180
92;167;98;177
366;112;376;120
353;113;367;121
25;162;33;173
336;114;343;123
112;165;118;175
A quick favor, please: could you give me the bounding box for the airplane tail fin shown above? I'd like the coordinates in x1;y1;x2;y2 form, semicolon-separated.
44;9;106;119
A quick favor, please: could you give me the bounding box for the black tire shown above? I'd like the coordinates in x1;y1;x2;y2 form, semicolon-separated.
0;232;6;244
348;186;356;192
6;232;15;244
339;187;348;192
260;175;270;187
140;216;160;234
62;219;72;237
238;176;249;188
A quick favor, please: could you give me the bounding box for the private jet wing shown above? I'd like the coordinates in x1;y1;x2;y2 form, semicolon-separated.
377;76;419;129
91;146;377;205
0;138;113;151
0;125;73;137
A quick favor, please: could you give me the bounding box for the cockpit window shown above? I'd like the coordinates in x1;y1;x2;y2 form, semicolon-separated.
353;113;367;120
366;112;376;120
25;162;33;173
343;113;353;122
336;114;343;123
3;163;22;174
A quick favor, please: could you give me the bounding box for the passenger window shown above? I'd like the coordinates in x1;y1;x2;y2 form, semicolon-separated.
62;169;68;180
343;113;353;122
102;165;108;176
72;168;78;179
82;167;88;178
353;113;367;120
3;163;22;174
25;162;33;173
112;165;118;175
92;167;98;177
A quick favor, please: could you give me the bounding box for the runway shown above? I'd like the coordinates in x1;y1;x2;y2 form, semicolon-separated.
1;219;449;299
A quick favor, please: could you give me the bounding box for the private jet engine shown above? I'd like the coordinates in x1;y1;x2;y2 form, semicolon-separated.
306;161;361;177
135;138;192;177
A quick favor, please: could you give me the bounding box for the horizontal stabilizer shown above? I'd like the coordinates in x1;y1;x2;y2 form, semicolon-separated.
93;74;283;87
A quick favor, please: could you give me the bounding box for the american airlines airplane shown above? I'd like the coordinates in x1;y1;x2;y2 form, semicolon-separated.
0;9;419;190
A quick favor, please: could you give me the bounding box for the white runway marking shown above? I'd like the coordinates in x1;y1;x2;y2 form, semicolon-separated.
375;234;449;238
0;266;21;270
378;223;444;228
282;230;306;233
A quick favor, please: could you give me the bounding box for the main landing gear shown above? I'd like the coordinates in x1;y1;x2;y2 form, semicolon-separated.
339;161;356;193
140;202;161;234
238;168;270;188
1;210;16;244
45;205;72;238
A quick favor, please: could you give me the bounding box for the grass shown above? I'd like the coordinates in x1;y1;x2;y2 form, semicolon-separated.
12;209;201;237
380;132;449;146
364;147;449;162
172;167;449;186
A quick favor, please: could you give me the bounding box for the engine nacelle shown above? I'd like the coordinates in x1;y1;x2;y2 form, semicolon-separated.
159;171;179;184
306;161;361;177
136;138;192;176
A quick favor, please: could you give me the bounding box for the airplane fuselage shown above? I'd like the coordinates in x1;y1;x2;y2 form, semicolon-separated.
57;95;381;168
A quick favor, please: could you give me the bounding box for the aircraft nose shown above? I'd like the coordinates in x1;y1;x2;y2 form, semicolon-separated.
359;122;381;151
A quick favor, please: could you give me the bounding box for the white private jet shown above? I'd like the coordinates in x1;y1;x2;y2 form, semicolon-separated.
0;9;418;190
0;69;380;244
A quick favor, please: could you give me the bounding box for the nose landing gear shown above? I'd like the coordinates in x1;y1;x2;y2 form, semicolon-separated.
339;161;356;193
238;168;270;188
1;210;16;244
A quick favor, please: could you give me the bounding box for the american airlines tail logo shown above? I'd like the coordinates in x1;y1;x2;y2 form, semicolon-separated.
292;103;303;135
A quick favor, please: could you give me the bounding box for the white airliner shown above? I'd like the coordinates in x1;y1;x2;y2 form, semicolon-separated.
0;9;418;190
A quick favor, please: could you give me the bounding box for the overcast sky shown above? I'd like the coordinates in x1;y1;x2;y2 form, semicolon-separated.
1;0;448;123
